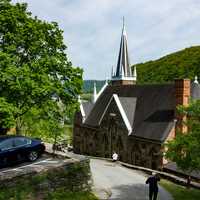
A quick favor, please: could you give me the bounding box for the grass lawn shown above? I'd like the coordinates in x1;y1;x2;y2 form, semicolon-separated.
160;179;200;200
0;187;98;200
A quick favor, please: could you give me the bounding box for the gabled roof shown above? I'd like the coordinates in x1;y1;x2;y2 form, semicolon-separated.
96;80;108;100
118;96;137;130
79;101;94;122
82;102;94;119
99;94;136;135
83;82;200;142
85;84;175;125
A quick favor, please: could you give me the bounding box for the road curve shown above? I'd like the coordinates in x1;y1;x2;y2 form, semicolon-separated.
90;159;173;200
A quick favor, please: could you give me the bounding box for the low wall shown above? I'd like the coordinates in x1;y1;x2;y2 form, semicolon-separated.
0;155;92;193
119;161;200;189
86;155;200;190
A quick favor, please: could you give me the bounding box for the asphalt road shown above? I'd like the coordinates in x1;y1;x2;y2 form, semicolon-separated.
0;154;65;173
90;159;174;200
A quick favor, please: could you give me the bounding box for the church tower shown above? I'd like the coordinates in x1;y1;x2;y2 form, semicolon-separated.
111;19;136;86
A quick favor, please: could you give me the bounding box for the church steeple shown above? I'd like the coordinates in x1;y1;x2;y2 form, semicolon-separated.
112;18;136;85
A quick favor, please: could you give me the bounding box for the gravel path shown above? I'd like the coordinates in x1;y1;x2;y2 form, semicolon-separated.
90;159;173;200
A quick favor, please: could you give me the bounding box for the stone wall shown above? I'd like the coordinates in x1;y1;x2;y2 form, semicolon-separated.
74;110;163;170
127;137;162;170
0;157;92;193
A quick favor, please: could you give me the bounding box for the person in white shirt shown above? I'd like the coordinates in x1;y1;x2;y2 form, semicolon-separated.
112;152;118;162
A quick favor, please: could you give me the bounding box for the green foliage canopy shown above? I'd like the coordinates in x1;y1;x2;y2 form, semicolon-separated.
0;97;17;128
0;0;83;131
165;100;200;172
135;46;200;84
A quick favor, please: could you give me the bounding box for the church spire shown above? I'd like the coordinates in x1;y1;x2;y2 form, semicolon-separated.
112;18;136;85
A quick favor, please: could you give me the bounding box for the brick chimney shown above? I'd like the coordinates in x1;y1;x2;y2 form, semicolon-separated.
175;79;190;134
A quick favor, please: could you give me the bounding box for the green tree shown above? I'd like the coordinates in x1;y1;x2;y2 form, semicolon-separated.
0;0;82;134
21;98;75;143
0;97;17;134
165;100;200;174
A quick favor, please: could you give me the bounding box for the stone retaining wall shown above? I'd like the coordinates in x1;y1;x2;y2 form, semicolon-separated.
0;155;92;193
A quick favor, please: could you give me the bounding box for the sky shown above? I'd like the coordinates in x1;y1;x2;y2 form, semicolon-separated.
13;0;200;80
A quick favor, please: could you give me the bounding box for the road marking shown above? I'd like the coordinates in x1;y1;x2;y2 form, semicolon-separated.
0;158;52;173
39;160;59;164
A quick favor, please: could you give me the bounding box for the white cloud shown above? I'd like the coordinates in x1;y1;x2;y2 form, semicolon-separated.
13;0;200;79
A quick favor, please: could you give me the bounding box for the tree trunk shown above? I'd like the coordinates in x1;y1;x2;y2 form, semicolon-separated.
53;130;58;156
187;175;191;189
16;118;22;135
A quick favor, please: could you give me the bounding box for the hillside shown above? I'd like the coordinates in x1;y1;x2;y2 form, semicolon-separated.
135;46;200;84
83;80;106;93
83;46;200;93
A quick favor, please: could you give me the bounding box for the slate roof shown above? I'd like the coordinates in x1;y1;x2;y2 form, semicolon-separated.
82;83;200;143
118;97;137;128
82;101;94;119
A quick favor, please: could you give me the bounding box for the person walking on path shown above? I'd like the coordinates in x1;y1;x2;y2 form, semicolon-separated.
112;152;118;162
146;172;160;200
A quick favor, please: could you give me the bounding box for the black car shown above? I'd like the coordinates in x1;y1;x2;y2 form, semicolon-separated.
0;135;45;167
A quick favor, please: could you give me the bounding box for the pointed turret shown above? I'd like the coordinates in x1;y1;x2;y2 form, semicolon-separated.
93;82;97;103
194;76;199;84
112;18;136;85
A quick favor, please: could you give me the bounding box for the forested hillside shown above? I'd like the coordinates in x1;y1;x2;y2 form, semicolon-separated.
83;46;200;92
83;80;106;93
135;46;200;84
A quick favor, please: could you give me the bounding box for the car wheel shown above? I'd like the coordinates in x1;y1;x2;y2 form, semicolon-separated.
28;151;38;162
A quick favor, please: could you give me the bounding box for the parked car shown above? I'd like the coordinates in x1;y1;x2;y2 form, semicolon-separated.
0;135;45;168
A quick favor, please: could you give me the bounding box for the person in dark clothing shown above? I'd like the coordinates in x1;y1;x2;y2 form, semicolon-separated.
146;172;160;200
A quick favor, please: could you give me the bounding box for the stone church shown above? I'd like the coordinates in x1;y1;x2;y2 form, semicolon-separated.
73;23;200;170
